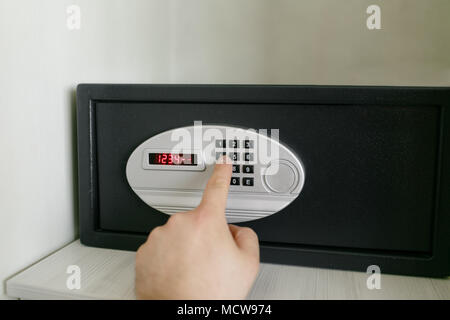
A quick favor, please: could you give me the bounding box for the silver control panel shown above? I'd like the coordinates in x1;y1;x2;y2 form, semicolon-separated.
126;125;305;223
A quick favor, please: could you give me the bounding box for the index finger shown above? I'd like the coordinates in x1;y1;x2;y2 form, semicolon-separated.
197;156;232;218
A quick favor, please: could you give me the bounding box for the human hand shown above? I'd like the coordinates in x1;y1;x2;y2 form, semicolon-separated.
135;158;260;299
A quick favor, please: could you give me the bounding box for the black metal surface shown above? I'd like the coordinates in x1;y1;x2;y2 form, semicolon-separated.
76;84;450;277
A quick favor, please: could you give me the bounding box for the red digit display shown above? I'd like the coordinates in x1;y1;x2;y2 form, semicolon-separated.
148;153;197;166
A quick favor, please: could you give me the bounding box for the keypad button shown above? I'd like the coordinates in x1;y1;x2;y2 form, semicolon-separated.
216;152;226;160
242;165;254;174
244;140;254;149
230;177;240;186
229;152;239;161
244;153;254;162
243;177;254;186
232;165;240;173
215;139;226;148
229;140;239;148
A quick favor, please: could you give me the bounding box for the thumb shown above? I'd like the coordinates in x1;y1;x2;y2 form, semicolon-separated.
229;225;260;260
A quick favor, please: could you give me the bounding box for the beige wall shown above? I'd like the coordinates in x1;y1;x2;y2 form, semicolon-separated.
0;0;449;299
168;0;450;85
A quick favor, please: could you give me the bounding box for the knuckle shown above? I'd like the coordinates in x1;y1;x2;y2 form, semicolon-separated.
135;243;148;262
148;226;163;239
166;212;190;227
166;213;179;226
136;244;144;257
242;227;259;241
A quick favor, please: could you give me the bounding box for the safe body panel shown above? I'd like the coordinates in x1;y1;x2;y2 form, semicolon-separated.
77;84;450;277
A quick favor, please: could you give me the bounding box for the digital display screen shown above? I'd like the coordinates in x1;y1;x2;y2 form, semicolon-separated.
148;153;197;166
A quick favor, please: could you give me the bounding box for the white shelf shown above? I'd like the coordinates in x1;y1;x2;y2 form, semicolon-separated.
6;240;450;300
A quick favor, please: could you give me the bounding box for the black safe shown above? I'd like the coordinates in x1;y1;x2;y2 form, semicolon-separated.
76;84;450;277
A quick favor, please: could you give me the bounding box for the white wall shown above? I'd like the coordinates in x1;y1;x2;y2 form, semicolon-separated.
0;0;449;299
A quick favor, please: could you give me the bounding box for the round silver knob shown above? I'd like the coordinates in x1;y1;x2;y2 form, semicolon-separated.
263;159;299;194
